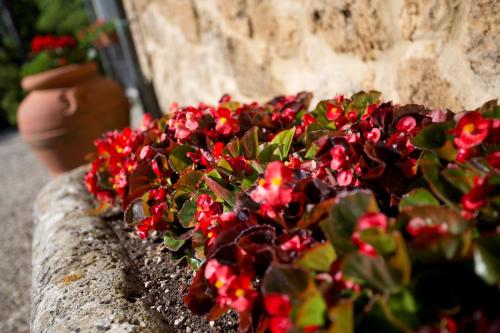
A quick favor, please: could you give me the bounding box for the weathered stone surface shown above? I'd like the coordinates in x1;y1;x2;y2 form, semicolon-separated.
396;58;461;110
32;167;171;333
465;0;500;86
123;0;499;112
307;0;393;60
226;37;281;98
400;0;460;40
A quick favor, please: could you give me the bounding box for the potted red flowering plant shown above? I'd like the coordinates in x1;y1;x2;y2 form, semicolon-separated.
17;25;129;176
86;92;500;332
20;34;89;77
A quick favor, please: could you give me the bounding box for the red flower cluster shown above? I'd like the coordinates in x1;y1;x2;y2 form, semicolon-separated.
205;259;257;312
86;92;500;333
31;35;76;53
136;188;168;239
351;212;388;256
461;175;493;218
250;161;294;212
194;194;236;241
451;111;498;162
264;294;292;333
85;118;158;205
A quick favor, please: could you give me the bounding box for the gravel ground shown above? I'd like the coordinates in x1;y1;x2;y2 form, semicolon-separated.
0;130;49;333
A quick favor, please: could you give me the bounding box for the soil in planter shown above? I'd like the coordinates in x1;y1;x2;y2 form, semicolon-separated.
110;220;239;333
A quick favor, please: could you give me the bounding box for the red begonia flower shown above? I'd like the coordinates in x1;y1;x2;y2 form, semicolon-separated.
330;145;348;171
212;142;225;159
407;217;448;238
452;112;490;149
365;127;381;143
195;194;222;223
461;176;491;211
396;116;417;133
351;212;387;256
264;293;292;317
268;317;293;333
250;161;294;207
326;104;343;121
136;216;167;239
337;169;354;186
487;151;500;170
213;107;240;135
218;274;257;312
280;233;313;252
204;259;236;292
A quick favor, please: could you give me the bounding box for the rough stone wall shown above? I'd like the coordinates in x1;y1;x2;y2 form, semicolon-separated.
123;0;499;112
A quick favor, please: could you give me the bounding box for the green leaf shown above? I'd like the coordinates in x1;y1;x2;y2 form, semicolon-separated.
401;205;469;236
297;242;337;272
172;249;204;271
311;100;331;125
262;265;309;296
240;127;259;159
346;90;381;113
388;289;418;330
477;99;499;119
164;232;185;251
226;137;240;157
412;122;456;161
341;253;400;292
320;190;379;255
217;158;233;172
400;206;472;261
203;175;236;207
399;188;440;211
270;127;296;160
419;152;461;207
474;235;500;285
179;198;197;228
305;123;331;149
186;256;203;271
441;167;474;193
124;198;150;226
258;143;281;162
241;171;259;190
360;229;396;256
296;293;327;328
169;145;196;174
174;170;204;190
305;143;320;160
328;300;353;333
412;122;451;149
387;233;412;285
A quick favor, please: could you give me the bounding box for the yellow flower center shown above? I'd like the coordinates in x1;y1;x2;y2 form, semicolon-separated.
116;146;124;154
215;279;224;288
258;179;266;186
219;117;228;125
463;123;475;134
271;177;282;186
208;231;215;238
235;288;245;298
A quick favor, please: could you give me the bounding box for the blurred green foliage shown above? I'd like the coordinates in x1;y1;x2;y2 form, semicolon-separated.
0;0;89;127
35;0;88;35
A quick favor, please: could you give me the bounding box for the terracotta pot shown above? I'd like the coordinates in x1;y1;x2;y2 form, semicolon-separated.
18;62;129;176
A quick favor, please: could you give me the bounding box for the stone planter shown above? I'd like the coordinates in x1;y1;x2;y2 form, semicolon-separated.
32;167;170;333
32;166;239;333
